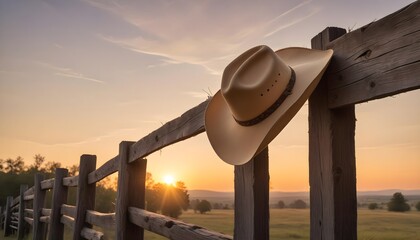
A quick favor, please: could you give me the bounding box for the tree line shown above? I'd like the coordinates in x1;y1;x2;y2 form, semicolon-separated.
0;155;190;218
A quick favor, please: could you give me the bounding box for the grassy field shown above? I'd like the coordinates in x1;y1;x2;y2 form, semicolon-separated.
1;209;419;239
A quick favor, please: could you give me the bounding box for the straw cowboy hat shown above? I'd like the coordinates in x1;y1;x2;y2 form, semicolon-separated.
205;45;333;165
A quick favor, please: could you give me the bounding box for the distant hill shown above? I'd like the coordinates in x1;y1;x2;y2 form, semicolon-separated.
189;189;420;205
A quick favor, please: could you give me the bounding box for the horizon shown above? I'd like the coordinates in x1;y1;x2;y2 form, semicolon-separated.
1;0;419;192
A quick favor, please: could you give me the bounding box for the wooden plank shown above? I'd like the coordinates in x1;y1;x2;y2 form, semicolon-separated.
40;178;55;190
81;227;104;240
233;148;269;240
41;208;51;216
18;184;28;240
24;186;34;197
12;196;20;207
324;1;420;108
33;173;48;240
49;168;69;240
24;217;33;226
129;99;209;162
24;209;33;215
63;175;79;187
61;215;75;229
61;204;76;218
24;194;34;201
128;207;233;240
39;216;50;223
88;156;119;184
116;141;147;240
309;27;357;240
4;196;13;237
86;210;115;229
73;155;97;240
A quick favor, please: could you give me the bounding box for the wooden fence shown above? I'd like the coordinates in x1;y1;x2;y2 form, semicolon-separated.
1;1;419;239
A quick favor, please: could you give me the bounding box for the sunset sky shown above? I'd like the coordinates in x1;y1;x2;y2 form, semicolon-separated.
1;0;419;192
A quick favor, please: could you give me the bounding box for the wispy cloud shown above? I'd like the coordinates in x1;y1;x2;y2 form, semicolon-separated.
183;91;211;99
36;61;104;84
83;0;321;75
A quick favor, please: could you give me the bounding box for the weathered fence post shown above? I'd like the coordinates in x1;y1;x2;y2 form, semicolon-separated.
309;27;357;240
234;147;269;240
0;206;3;230
48;168;69;240
73;154;97;240
17;184;28;239
4;196;13;237
116;141;147;240
33;173;47;240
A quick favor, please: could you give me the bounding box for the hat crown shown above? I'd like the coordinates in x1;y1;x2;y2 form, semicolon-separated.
221;45;292;122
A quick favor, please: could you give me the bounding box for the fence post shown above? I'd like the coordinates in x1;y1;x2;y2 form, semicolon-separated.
234;147;269;240
0;206;2;230
116;141;147;240
33;173;47;240
309;27;357;240
73;154;97;240
17;184;28;239
3;196;13;237
48;168;69;240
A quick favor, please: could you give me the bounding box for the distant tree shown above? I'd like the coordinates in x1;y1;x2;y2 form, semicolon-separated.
144;175;189;218
68;164;79;176
4;156;25;173
415;201;420;211
278;200;286;209
160;183;189;218
368;203;378;210
30;154;45;171
190;199;200;212
223;204;230;210
196;200;212;214
290;199;307;209
43;161;62;174
388;192;410;212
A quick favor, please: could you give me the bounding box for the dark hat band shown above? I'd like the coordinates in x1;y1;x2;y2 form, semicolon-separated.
234;67;296;127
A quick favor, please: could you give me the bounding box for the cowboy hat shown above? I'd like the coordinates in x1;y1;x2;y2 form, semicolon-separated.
205;45;333;165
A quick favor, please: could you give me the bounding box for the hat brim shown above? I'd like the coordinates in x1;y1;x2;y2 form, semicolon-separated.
205;47;333;165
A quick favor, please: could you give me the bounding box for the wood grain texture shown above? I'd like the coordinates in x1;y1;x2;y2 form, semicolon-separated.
24;217;33;226
233;148;269;240
116;141;147;240
61;204;76;218
73;155;97;240
128;207;232;240
324;1;420;108
33;174;47;240
49;168;69;240
24;187;34;197
310;27;357;240
61;215;75;229
24;209;33;215
39;216;50;223
24;194;34;201
129;99;209;162
86;210;115;229
18;185;28;240
81;227;104;240
63;175;79;187
88;156;119;184
40;178;55;190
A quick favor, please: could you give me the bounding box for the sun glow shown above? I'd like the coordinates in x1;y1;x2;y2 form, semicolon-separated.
163;175;175;186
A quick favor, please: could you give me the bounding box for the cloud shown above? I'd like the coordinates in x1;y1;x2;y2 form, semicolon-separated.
83;0;320;75
36;61;104;84
183;91;211;99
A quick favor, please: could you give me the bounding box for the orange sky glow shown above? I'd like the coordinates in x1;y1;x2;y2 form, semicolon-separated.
0;0;419;192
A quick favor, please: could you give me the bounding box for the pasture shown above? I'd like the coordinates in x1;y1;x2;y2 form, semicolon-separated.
2;208;419;239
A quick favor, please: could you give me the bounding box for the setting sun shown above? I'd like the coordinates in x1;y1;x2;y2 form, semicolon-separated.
163;175;175;186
